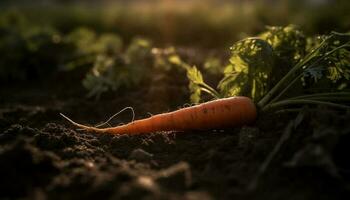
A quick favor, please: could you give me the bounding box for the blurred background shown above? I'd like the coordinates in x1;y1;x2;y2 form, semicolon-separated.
0;0;349;99
1;0;349;49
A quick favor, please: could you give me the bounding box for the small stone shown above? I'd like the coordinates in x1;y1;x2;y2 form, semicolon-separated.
129;148;153;162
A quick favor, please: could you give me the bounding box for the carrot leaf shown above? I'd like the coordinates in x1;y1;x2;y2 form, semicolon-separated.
259;31;350;112
218;38;274;102
259;25;306;65
186;65;220;103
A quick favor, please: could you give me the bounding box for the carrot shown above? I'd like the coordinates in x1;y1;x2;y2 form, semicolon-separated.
61;96;257;135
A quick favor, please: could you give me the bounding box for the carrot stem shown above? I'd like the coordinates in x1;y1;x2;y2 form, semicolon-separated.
288;92;350;100
261;99;350;112
198;82;222;99
269;74;303;104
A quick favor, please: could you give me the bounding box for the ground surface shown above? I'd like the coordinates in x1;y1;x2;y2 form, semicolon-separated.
1;71;350;200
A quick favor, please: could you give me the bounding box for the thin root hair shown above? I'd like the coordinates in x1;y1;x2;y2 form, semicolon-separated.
95;106;135;128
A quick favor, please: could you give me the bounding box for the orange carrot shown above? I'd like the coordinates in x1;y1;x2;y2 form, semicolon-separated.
61;96;257;135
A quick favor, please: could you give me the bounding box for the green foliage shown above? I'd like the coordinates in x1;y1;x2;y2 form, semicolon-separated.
260;25;306;84
82;38;151;98
187;66;205;103
0;11;188;98
300;32;350;91
152;47;188;71
82;54;144;98
186;37;276;103
218;38;274;101
186;25;350;112
64;27;123;70
259;31;350;112
260;25;306;64
186;66;220;103
0;11;125;81
186;25;308;103
82;38;189;98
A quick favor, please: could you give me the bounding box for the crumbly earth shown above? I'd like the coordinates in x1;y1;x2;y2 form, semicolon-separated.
1;73;350;200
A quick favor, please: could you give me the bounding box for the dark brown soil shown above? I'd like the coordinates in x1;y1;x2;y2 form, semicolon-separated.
1;73;350;200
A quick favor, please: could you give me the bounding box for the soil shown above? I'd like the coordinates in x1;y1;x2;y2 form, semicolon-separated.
1;70;350;200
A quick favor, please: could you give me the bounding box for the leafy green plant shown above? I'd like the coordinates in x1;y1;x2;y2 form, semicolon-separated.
259;25;306;85
64;27;123;70
82;38;150;98
218;38;274;101
0;12;73;81
186;25;350;112
152;47;188;71
82;38;189;98
258;31;350;112
186;66;221;103
259;25;306;64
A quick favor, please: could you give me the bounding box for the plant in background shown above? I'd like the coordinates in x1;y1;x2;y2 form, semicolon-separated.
64;27;123;70
0;11;74;81
82;38;189;98
82;38;150;98
152;47;188;71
